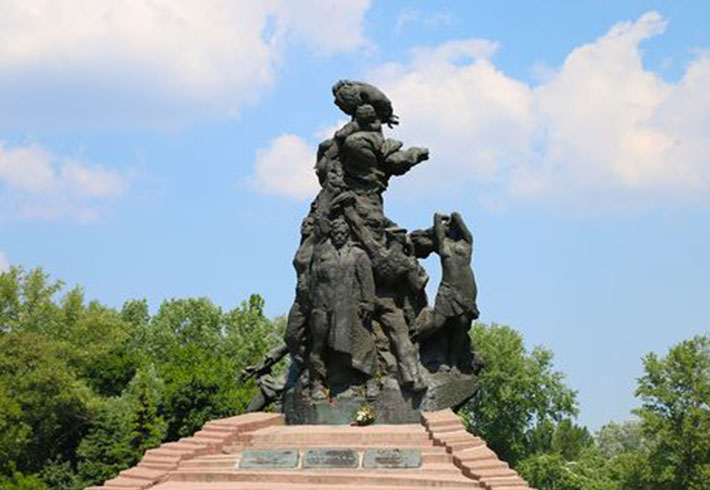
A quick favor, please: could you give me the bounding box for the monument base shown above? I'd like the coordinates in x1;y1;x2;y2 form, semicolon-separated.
283;370;478;425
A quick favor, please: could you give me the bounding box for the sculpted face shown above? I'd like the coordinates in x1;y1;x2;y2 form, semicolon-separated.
334;83;361;115
355;104;377;123
301;216;314;237
331;218;349;248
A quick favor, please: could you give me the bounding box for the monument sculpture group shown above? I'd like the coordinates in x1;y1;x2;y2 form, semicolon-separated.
245;81;482;424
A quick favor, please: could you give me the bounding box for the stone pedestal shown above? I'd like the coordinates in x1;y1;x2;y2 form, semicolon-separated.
283;370;478;425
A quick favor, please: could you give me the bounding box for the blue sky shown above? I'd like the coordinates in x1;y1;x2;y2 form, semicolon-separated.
1;0;709;429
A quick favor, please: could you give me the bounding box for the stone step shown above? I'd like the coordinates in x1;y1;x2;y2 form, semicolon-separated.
154;483;482;490
137;461;176;471
463;459;508;471
118;466;170;485
247;424;427;434
478;475;528;487
454;446;498;463
167;469;477;488
196;448;453;465
102;475;153;489
177;459;460;475
241;427;431;444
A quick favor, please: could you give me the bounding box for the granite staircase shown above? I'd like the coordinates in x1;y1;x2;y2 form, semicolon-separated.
86;410;533;490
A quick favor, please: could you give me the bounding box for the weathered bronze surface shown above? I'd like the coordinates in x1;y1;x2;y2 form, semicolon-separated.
247;81;483;423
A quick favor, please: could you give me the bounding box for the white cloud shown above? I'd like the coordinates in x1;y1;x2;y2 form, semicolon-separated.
0;251;8;272
252;12;710;210
250;121;347;200
367;11;710;210
273;0;372;55
371;38;532;187
252;134;319;199
0;0;372;129
0;141;128;221
394;8;454;34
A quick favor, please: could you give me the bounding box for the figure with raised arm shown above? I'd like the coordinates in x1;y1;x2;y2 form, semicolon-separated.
416;212;479;373
342;201;427;391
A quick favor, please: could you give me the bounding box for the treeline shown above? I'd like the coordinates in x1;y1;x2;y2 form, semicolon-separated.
0;268;283;489
1;267;709;489
464;325;710;489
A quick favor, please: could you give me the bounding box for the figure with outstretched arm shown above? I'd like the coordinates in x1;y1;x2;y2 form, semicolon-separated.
241;344;290;412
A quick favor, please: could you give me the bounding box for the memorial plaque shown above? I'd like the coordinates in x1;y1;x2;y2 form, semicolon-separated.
302;448;359;469
239;449;299;469
363;448;422;469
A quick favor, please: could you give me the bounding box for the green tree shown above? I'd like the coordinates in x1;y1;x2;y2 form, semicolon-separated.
75;397;134;487
0;379;32;474
75;366;167;488
0;468;48;490
0;267;283;487
145;295;282;439
634;335;710;490
124;364;167;455
596;420;649;459
528;418;594;461
0;267;62;335
461;323;578;465
0;332;94;474
518;449;620;490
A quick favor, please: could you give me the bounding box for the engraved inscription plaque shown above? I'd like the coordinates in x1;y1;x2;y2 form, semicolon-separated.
239;449;299;469
302;448;359;469
363;448;422;469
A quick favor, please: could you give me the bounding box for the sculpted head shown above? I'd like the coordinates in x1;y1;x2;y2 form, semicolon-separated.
385;226;407;252
332;81;362;115
330;216;350;248
444;216;463;241
301;215;315;238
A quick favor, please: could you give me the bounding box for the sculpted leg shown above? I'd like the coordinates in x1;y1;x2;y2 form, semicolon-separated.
285;300;308;364
308;308;329;399
448;316;473;374
379;306;425;391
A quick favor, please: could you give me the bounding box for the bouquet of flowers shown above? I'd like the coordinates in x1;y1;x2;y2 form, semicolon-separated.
354;405;375;426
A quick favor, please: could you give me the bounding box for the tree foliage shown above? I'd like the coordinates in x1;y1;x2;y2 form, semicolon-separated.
461;323;579;464
2;266;708;490
634;335;710;490
0;267;281;489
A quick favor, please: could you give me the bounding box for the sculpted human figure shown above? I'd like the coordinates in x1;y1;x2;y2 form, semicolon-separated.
330;80;430;211
284;214;320;364
417;212;479;372
332;80;398;127
281;81;482;423
343;203;426;391
307;216;377;399
241;344;289;412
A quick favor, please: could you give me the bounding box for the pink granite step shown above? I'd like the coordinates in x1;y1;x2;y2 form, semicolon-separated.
240;424;430;447
87;410;533;490
166;469;477;488
154;484;480;490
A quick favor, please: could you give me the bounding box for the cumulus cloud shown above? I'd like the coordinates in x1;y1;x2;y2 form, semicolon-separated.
0;251;8;272
0;141;128;221
395;8;454;34
252;134;319;199
368;11;710;209
252;12;710;210
0;0;372;129
273;0;372;55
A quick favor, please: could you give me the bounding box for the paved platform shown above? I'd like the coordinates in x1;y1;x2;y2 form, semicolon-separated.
86;410;533;490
